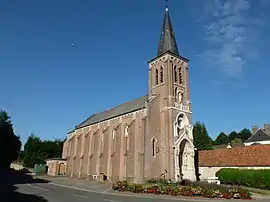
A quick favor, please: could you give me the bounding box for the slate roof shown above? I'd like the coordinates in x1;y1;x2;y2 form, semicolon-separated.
245;129;270;143
70;95;148;131
157;6;179;57
199;144;270;167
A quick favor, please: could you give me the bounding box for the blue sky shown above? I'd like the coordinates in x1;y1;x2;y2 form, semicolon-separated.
1;0;270;144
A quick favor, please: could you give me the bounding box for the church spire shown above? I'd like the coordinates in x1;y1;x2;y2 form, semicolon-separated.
157;1;179;57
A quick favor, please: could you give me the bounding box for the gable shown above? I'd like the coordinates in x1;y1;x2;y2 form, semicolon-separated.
245;129;270;143
74;95;148;130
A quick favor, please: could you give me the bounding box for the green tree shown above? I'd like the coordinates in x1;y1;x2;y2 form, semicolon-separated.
0;110;21;169
215;132;229;145
231;138;242;144
228;131;239;142
23;134;45;168
193;121;214;151
23;133;65;168
238;128;252;142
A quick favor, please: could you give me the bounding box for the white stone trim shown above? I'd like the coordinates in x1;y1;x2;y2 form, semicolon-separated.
162;107;192;113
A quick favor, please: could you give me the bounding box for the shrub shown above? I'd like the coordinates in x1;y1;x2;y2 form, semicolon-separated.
112;180;251;199
216;168;270;190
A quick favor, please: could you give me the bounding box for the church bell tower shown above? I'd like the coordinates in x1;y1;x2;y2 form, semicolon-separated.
146;3;195;181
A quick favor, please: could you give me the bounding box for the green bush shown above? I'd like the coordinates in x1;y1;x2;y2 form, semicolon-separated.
216;168;270;190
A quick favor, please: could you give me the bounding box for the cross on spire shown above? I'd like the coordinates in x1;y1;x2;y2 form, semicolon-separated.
165;0;169;11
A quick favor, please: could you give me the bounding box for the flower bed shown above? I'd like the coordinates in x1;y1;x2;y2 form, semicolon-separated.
112;179;252;199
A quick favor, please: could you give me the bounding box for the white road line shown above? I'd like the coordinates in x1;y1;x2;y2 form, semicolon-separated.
27;184;50;192
72;194;88;198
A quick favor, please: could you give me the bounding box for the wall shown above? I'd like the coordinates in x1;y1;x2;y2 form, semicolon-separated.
244;140;270;146
64;108;146;182
199;166;270;180
46;160;67;176
10;163;24;171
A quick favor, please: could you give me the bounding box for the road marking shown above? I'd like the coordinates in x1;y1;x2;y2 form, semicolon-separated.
72;194;88;198
27;184;50;192
102;187;112;193
104;199;119;202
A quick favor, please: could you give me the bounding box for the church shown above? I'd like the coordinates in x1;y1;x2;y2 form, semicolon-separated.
62;5;196;182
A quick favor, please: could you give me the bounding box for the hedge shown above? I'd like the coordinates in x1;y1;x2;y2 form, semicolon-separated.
216;168;270;190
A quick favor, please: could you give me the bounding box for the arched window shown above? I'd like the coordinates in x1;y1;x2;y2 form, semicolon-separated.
90;134;95;156
124;125;129;154
124;125;129;137
112;129;116;154
152;138;156;157
155;68;159;85
181;93;184;102
100;132;104;155
160;67;164;83
174;66;177;82
179;67;183;84
178;92;182;103
112;129;116;140
174;88;178;101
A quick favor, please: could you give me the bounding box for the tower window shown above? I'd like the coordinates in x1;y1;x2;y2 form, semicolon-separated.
174;88;178;101
156;68;159;85
160;67;164;83
174;66;177;83
179;67;183;84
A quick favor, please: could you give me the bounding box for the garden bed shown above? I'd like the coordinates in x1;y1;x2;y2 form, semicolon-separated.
112;179;252;199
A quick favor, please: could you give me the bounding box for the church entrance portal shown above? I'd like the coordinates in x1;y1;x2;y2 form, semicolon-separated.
178;139;186;180
174;112;196;181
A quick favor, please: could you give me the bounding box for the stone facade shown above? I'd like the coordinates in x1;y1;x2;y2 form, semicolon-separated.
62;7;196;182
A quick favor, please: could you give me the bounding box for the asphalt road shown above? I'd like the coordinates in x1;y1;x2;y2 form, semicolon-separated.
1;169;268;202
13;182;210;202
10;181;270;202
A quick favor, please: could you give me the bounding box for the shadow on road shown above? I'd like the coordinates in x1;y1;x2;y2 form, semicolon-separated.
0;168;50;202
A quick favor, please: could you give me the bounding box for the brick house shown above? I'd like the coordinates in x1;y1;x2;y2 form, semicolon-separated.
198;144;270;180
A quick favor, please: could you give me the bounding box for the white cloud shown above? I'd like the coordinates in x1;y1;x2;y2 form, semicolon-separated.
200;0;267;78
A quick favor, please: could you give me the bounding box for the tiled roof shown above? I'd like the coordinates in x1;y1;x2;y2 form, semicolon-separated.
245;129;270;143
199;144;270;167
74;95;148;130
